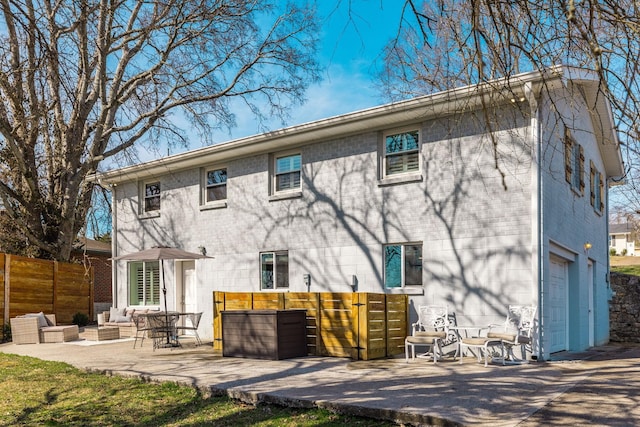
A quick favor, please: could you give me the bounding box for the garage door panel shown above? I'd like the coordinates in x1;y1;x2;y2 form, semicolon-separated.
549;257;568;353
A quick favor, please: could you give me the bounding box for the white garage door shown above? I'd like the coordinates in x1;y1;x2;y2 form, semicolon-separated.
549;257;568;353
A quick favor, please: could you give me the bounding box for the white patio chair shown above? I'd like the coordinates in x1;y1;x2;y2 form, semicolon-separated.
487;305;537;364
458;304;536;367
405;305;449;364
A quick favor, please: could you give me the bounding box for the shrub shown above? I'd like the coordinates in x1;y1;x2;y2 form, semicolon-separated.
2;324;11;343
72;312;89;327
610;248;617;256
622;249;628;256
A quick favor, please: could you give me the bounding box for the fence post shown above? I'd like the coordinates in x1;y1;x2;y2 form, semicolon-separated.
2;254;7;326
212;291;224;351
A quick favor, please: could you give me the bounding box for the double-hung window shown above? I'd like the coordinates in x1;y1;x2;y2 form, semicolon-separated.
384;243;422;288
260;251;289;290
128;261;160;305
383;129;420;177
274;153;301;193
144;182;161;212
205;168;227;202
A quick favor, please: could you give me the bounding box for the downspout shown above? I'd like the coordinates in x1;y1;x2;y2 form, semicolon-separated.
525;81;544;361
110;183;118;308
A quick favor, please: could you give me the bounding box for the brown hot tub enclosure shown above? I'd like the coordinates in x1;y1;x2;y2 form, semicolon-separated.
222;309;307;360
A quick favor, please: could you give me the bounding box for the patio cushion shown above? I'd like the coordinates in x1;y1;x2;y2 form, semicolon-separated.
414;331;447;338
112;314;132;323
110;307;126;319
407;335;439;344
23;312;51;328
487;331;517;341
461;337;493;346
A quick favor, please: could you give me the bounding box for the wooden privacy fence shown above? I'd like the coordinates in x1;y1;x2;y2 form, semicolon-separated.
0;253;93;329
213;292;408;360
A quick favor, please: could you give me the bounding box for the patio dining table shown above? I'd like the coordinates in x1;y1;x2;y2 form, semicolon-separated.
140;311;181;349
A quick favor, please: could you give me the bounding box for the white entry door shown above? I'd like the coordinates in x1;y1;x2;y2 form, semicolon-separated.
549;257;568;353
181;261;197;333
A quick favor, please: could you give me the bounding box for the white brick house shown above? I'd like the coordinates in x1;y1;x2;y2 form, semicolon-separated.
609;223;636;256
97;66;624;361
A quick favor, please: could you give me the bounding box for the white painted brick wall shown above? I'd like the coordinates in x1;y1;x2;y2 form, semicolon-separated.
112;93;611;343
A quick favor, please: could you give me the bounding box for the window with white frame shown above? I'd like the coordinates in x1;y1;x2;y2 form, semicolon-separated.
384;243;422;288
205;168;227;202
260;251;289;289
274;153;301;193
144;182;161;212
128;261;160;305
383;129;420;177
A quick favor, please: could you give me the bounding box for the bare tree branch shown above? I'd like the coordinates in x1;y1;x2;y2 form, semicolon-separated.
0;0;321;261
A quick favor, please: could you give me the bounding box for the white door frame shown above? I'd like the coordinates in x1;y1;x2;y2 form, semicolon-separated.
588;260;594;347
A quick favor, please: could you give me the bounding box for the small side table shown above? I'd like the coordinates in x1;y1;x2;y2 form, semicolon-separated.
84;326;120;341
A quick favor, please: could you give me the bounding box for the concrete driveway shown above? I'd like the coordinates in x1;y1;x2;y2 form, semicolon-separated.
2;335;640;426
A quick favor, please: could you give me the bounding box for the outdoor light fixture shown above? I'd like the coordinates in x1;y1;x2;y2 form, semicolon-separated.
584;242;592;252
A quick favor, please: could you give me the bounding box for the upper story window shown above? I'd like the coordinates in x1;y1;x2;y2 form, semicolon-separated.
206;168;227;202
274;153;301;193
260;251;289;290
564;130;584;195
384;243;422;289
383;129;420;177
144;182;161;212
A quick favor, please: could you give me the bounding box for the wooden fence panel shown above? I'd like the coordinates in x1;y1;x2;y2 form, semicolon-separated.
252;293;284;310
212;291;408;360
8;257;54;317
55;262;93;324
357;293;388;360
318;293;357;358
386;294;409;356
284;292;320;355
2;253;93;327
212;291;224;351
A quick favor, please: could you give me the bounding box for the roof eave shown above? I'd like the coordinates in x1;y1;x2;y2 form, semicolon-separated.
91;65;623;185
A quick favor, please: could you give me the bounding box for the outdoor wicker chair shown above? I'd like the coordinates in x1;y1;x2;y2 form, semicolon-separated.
10;313;79;344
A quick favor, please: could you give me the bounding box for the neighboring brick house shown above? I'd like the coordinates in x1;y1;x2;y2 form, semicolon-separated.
72;237;112;318
96;66;624;361
609;223;636;256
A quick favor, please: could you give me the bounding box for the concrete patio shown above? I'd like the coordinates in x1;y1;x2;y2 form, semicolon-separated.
2;333;640;426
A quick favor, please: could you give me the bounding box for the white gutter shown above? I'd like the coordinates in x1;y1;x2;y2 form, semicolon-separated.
111;186;118;308
525;81;545;361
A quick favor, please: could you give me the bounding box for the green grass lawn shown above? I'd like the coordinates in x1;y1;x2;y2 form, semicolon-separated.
611;265;640;276
0;353;395;426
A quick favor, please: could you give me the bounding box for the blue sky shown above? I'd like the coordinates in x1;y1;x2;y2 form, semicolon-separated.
190;1;405;151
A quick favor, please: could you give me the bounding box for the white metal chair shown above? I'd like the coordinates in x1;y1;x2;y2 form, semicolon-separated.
405;305;449;364
458;304;536;367
176;312;203;346
487;305;537;364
